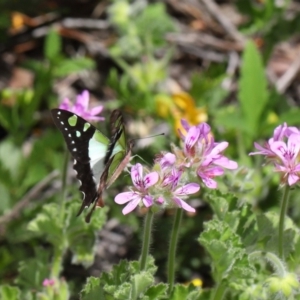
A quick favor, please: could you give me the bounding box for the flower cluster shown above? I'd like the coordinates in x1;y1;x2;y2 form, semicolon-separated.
115;120;238;214
250;123;300;186
59;90;104;122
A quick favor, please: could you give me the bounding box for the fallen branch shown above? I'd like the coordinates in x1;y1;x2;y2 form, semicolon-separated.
0;170;59;226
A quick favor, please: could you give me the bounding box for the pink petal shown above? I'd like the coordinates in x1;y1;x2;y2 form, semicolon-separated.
184;126;200;152
85;115;105;122
273;123;288;141
180;119;190;131
198;123;211;136
199;166;224;177
115;192;137;204
142;195;153;207
288;174;299;186
159;153;176;168
76;90;89;109
200;176;217;189
287;134;300;157
210;142;228;156
143;172;159;189
89;105;104;116
156;197;164;204
175;183;200;196
270;141;287;161
122;197;141;214
131;163;143;188
173;197;195;212
213;157;238;169
59;98;72;110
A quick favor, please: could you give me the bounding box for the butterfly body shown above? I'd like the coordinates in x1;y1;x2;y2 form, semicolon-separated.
51;108;132;221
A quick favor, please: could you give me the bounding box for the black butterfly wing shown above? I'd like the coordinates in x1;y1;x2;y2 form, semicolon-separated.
51;109;109;215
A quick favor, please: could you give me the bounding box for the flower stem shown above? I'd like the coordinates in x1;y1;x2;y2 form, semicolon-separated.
211;282;227;300
278;185;290;259
59;151;69;222
249;251;286;277
51;151;69;278
140;209;154;271
50;246;64;278
168;208;183;295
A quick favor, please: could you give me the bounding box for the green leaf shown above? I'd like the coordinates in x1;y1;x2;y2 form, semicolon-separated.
44;28;61;61
67;205;108;266
27;203;64;245
0;285;21;300
257;212;299;256
238;40;269;137
0;139;23;181
53;57;95;77
135;3;175;47
131;272;154;299
81;277;105;300
169;284;201;300
198;219;255;281
81;258;157;300
16;251;49;290
143;283;168;300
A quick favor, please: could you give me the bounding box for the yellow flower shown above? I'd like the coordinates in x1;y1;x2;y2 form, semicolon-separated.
173;92;207;135
184;278;203;287
155;92;207;135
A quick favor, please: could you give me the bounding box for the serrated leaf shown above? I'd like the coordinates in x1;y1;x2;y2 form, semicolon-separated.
131;272;154;299
0;285;21;300
27;203;64;245
80;277;106;300
82;258;157;300
238;40;269;137
44;29;61;61
143;283;168;300
198;219;255;281
169;284;201;300
66;204;108;266
16;251;49;290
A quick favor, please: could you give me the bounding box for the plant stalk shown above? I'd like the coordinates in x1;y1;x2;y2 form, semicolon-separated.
140;209;154;271
167;208;183;295
278;185;290;259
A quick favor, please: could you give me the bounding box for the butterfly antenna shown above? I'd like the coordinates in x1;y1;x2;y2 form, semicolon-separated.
130;133;165;142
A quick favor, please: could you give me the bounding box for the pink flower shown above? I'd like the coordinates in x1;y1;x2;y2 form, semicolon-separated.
115;163;158;214
172;183;200;212
156;152;176;169
250;123;300;186
179;120;238;188
271;133;300;185
160;168;200;212
43;278;55;287
249;123;300;159
59;90;104;122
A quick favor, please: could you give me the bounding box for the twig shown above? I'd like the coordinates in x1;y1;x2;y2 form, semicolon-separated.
0;170;59;226
167;31;243;52
200;0;246;44
62;18;109;30
275;54;300;93
177;43;227;62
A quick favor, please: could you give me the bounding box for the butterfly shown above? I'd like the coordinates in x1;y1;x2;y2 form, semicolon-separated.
51;108;133;222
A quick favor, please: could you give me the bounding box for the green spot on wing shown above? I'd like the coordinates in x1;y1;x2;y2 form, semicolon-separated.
68;115;78;126
83;123;91;132
76;131;81;137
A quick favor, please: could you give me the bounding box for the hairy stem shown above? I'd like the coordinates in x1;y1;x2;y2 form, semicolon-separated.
140;210;154;271
168;208;183;295
278;185;290;259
